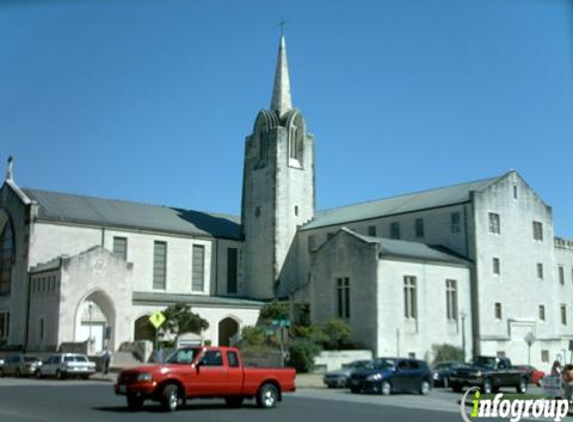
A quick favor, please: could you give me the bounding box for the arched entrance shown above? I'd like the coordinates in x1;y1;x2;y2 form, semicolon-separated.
134;315;155;342
218;317;239;346
75;290;115;354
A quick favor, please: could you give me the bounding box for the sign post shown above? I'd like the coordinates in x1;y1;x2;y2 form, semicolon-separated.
149;311;166;362
271;319;291;367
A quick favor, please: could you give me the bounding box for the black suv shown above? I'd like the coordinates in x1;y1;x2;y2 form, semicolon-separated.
348;357;433;395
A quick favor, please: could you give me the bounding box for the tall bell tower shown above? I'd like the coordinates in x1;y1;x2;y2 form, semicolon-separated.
241;35;315;299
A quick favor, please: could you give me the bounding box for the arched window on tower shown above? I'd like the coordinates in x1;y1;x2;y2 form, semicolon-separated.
0;222;15;295
288;112;305;167
258;122;268;164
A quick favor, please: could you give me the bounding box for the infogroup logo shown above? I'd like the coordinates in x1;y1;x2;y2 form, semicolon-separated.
460;387;569;422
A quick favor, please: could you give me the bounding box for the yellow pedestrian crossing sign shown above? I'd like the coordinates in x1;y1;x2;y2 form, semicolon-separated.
149;311;166;329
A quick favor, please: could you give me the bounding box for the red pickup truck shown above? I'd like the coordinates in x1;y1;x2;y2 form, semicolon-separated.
114;346;296;411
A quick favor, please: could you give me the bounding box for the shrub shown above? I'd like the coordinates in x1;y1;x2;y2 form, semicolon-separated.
322;319;352;350
259;300;290;323
431;343;464;364
287;338;322;373
240;326;266;347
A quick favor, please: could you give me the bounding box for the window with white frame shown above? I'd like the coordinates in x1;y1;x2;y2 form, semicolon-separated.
192;245;206;292
336;278;350;319
113;237;128;260
153;241;167;290
533;221;543;241
489;213;501;234
403;276;417;319
446;279;458;321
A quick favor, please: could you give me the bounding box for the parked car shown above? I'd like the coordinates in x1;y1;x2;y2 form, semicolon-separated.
37;353;96;380
115;346;296;411
513;365;546;386
0;355;42;377
449;356;528;394
348;357;433;395
432;361;463;388
323;360;372;388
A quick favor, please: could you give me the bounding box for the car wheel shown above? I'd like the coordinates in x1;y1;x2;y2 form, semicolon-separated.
350;386;361;394
161;384;184;412
516;378;528;394
35;370;42;379
225;397;244;407
256;383;279;409
452;382;462;393
381;381;392;396
483;379;493;394
420;380;431;395
0;368;4;378
127;394;144;411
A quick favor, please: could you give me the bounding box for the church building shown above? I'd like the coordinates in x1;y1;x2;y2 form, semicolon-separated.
0;35;572;368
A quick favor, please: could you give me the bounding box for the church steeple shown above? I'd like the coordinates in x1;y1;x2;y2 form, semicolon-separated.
270;35;292;118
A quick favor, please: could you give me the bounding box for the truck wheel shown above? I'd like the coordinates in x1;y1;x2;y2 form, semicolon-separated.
452;382;462;393
16;368;21;378
419;380;431;395
350;386;361;394
257;383;279;409
483;379;493;394
35;370;42;379
381;381;392;396
127;395;144;411
56;370;66;380
225;397;244;407
0;368;4;378
516;378;528;394
161;384;184;412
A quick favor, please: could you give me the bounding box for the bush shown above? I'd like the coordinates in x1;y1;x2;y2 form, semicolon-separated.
287;339;322;373
431;343;464;364
259;301;290;322
322;319;352;350
240;326;266;347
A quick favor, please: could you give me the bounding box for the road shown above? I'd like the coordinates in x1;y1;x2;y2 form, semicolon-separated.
0;378;512;422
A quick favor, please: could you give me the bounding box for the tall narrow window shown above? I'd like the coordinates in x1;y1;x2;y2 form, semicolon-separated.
533;221;543;241
561;304;567;325
559;266;565;285
113;237;128;260
489;213;501;234
537;263;544;280
403;276;417;319
446;279;458;321
451;212;461;233
513;185;518;199
153;241;167;290
308;235;316;252
368;226;377;237
539;305;546;321
415;218;424;238
227;248;238;294
39;318;45;341
0;223;14;295
495;303;502;320
493;257;501;275
192;245;205;292
336;278;350;319
390;222;401;239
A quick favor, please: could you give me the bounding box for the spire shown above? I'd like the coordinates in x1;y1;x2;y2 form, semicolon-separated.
270;35;292;118
5;156;13;181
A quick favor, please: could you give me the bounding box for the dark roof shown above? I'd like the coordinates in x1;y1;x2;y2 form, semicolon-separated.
343;228;469;266
23;188;242;240
303;175;504;230
132;291;265;308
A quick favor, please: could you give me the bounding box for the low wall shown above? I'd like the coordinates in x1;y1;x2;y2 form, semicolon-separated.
314;350;373;373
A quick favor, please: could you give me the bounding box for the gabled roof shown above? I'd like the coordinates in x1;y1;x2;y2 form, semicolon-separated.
302;174;505;230
23;188;242;240
341;227;469;266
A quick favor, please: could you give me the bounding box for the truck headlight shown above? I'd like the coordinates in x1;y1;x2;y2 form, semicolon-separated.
137;373;153;382
475;371;483;378
366;373;383;381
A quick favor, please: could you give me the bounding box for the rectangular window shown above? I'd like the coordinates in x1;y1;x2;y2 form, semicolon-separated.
368;226;377;237
0;312;8;339
561;304;567;325
153;241;167;290
39;318;45;341
403;276;417;319
227;248;238;294
489;213;501;234
113;237;128;260
192;245;206;292
513;185;518;199
336;278;350;319
537;263;544;280
308;235;316;252
541;350;549;363
539;305;546;321
451;212;461;233
415;218;424;238
533;221;543;241
227;351;240;368
494;302;502;320
493;257;500;276
446;279;458;321
559;266;565;285
390;222;400;239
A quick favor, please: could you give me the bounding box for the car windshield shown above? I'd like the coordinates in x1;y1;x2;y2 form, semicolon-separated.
342;360;370;370
24;357;38;363
473;357;497;368
371;359;396;370
165;348;200;364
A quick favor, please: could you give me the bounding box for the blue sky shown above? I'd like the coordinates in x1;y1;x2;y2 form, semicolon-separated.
1;0;572;237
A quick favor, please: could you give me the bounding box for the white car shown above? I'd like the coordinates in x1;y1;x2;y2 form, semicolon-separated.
37;353;96;380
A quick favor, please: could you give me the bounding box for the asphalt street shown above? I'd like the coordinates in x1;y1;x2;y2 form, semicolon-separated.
0;378;514;422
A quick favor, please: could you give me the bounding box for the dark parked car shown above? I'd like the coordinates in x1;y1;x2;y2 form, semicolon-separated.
432;361;463;388
348;357;433;395
323;360;372;388
1;355;42;377
449;356;528;394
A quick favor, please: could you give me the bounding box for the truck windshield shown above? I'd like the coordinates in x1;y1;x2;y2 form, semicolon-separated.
165;348;200;364
473;357;497;368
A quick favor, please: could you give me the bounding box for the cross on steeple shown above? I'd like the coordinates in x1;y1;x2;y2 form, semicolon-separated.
277;18;287;36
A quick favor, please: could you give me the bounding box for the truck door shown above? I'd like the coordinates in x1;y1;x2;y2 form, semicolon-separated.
193;350;227;396
222;351;243;395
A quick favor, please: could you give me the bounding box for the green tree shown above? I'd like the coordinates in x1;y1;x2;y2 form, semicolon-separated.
163;304;210;337
240;326;266;347
259;300;290;323
431;343;464;364
287;338;323;373
322;319;352;350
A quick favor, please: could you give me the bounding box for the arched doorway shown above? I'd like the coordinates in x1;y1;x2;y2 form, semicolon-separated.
134;315;155;342
218;317;239;346
75;290;115;354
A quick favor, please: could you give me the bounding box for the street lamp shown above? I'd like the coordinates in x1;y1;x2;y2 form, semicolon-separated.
460;310;467;362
